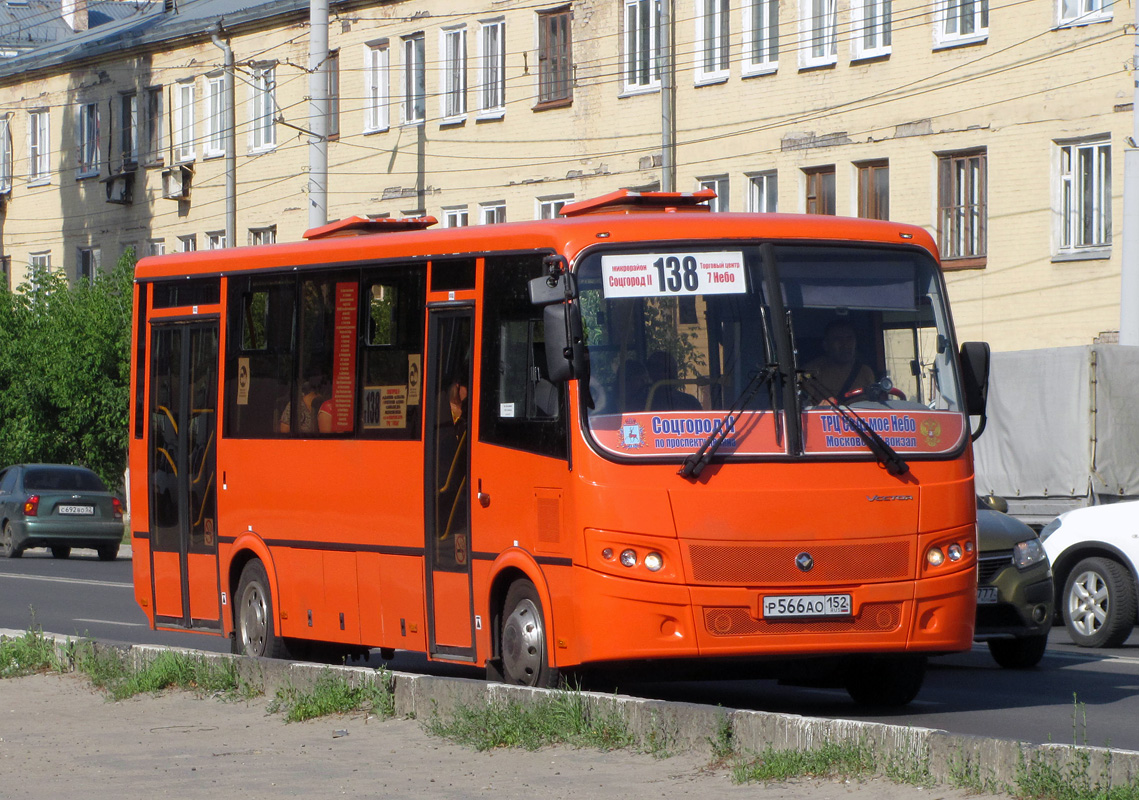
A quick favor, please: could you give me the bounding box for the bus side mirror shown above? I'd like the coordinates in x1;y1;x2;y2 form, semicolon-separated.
543;302;586;384
959;340;990;440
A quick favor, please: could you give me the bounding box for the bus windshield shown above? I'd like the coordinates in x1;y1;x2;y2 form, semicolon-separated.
576;243;965;460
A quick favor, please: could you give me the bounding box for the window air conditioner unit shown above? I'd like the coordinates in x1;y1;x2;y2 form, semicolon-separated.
162;164;193;200
102;172;135;205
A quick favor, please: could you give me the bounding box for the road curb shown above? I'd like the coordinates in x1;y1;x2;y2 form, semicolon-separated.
8;628;1139;790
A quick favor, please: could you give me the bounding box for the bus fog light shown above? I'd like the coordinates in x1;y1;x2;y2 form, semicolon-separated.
602;548;614;560
965;541;974;553
927;547;945;567
620;549;638;568
644;552;663;572
947;544;963;562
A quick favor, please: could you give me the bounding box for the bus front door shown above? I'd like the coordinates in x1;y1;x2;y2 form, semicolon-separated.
147;321;222;631
424;307;476;661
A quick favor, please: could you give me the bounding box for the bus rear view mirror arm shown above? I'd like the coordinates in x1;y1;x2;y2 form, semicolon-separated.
959;341;990;441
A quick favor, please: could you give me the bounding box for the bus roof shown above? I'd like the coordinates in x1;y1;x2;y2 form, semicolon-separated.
134;208;939;282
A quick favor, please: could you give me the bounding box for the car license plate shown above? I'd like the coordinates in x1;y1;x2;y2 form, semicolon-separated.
762;594;852;619
977;586;999;605
58;505;94;516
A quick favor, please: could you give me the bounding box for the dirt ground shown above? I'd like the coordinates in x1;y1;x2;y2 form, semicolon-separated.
0;672;1006;799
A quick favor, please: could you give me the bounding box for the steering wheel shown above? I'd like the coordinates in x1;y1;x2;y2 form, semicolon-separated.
843;376;906;403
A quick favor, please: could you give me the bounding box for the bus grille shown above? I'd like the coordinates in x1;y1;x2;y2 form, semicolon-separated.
687;541;911;584
703;602;903;636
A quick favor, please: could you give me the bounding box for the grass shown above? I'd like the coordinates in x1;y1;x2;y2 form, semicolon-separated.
268;668;395;723
75;645;261;702
0;623;68;678
732;740;877;784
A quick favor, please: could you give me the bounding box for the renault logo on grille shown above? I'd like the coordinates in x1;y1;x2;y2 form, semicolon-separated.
796;552;814;572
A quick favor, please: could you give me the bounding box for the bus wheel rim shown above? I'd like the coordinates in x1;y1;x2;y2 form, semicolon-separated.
241;584;269;655
502;598;544;684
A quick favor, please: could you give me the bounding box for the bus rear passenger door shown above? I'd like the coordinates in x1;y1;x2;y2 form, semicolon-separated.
423;307;476;661
148;321;222;631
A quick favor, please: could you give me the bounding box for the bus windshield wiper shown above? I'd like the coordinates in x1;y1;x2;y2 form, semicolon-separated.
679;365;777;481
799;373;910;477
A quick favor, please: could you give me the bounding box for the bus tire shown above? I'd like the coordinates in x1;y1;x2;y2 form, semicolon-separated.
1062;557;1137;648
234;560;291;659
500;579;559;688
844;655;925;707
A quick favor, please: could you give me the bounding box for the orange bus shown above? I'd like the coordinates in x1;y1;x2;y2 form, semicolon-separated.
129;190;990;706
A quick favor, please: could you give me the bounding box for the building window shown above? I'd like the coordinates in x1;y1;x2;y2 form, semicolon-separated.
1058;138;1110;255
480;201;506;224
478;19;506;117
623;0;661;92
937;149;987;264
147;239;165;256
205;73;226;158
30;251;51;269
851;0;891;59
743;0;779;74
537;7;572;107
442;27;468;122
207;231;227;250
857;160;889;220
178;234;197;253
365;41;390;133
249;226;277;246
443;206;469;227
804;166;835;214
77;247;101;284
801;0;837;68
120;92;138;167
28;110;50;184
698;175;730;211
1058;0;1111;26
173;81;195;162
250;65;276;151
748;171;778;212
935;0;988;47
538;195;573;219
696;0;730;84
402;33;426;124
327;50;340;139
77;102;99;178
145;86;163;165
0;117;12;194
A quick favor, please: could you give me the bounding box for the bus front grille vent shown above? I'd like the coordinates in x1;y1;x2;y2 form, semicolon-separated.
703;602;902;636
688;542;911;584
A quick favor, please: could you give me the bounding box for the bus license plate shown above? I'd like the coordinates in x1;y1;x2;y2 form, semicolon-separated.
977;586;999;605
762;594;852;619
58;505;94;515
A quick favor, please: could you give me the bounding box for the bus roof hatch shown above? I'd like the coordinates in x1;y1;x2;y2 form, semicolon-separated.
303;215;438;240
559;188;716;217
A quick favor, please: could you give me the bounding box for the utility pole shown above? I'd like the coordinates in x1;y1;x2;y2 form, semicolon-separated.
659;0;676;192
1119;8;1139;344
211;28;236;247
308;0;329;229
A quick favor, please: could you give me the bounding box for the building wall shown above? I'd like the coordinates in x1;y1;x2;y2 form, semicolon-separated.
0;0;1128;352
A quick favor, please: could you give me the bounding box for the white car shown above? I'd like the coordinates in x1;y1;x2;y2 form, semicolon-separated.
1039;502;1139;648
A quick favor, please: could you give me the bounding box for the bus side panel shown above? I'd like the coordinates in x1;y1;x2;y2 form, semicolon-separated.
152;551;183;619
274;547;324;639
187;552;220;622
131;535;154;625
324;551;361;644
371;554;427;651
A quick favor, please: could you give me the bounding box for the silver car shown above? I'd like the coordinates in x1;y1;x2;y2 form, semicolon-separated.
0;464;124;560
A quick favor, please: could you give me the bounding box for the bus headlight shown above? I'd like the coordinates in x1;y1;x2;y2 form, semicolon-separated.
947;543;963;562
927;547;945;567
644;552;664;572
620;549;638;568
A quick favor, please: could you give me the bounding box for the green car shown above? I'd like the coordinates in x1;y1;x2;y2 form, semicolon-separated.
974;495;1054;668
0;464;124;560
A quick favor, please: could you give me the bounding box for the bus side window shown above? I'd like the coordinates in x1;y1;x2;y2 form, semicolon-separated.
358;265;426;440
224;277;295;438
479;254;567;459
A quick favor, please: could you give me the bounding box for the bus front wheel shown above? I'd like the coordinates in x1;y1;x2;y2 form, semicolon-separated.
234;560;290;659
500;579;559;688
844;655;926;707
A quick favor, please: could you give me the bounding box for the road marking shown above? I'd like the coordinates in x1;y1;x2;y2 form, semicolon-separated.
72;618;146;627
0;573;132;589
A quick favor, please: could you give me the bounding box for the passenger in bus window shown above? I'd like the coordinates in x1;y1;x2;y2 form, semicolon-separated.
804;319;875;403
279;371;327;434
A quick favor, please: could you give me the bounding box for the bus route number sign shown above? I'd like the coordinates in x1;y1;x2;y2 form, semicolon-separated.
601;252;747;299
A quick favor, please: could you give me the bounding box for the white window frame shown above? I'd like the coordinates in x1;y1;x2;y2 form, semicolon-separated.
696;0;730;85
623;0;661;94
479;201;506;224
1057;0;1112;26
800;0;837;68
147;238;165;256
1056;137;1111;257
440;26;468;123
249;226;277;246
28;109;50;184
478;19;506;118
30;251;51;269
249;64;277;152
145;86;164;166
747;170;778;212
743;0;779;76
173;80;195;163
77;102;99;178
364;41;390;133
851;0;892;60
443;206;470;227
537;194;573;219
934;0;988;48
697;175;730;212
205;72;225;158
178;235;197;253
207;231;227;250
0;117;12;194
77;247;100;284
120;92;138;166
402;32;426;125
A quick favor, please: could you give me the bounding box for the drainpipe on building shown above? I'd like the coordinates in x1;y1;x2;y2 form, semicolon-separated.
308;0;329;229
659;0;675;192
211;29;237;248
1120;14;1139;344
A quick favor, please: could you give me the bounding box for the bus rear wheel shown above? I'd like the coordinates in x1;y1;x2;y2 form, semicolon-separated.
500;579;559;688
234;560;291;659
844;655;926;707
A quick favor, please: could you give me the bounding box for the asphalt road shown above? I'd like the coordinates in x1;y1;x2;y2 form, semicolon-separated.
3;546;1138;752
